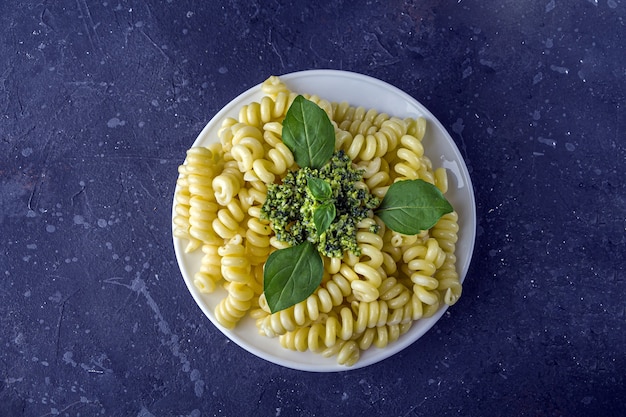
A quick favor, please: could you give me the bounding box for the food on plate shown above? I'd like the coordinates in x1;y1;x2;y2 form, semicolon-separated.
173;75;461;366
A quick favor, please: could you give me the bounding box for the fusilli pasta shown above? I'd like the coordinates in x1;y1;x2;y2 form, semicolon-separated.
173;75;462;366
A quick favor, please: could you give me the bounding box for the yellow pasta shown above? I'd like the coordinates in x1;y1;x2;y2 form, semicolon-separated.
218;234;250;284
193;244;223;293
214;281;255;329
173;75;462;366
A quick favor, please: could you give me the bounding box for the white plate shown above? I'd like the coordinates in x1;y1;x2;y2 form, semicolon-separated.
172;70;476;372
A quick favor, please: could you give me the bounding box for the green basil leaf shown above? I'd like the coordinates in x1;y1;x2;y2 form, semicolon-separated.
307;177;332;201
375;179;453;235
263;242;323;313
282;95;335;169
313;201;336;236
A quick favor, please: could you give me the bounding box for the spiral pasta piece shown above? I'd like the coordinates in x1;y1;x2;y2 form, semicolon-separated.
229;122;264;148
261;75;291;97
266;92;293;120
193;244;223;293
387;292;426;324
231;136;265;173
237;186;266;212
348;219;386;302
379;277;412;310
437;257;462;306
434;167;449;193
218;234;251;284
431;212;461;305
393;134;424;180
357;322;411;350
237;93;295;129
333;104;384;128
431;212;459;254
322;339;360;367
322;307;356;346
340;118;377;137
172;180;199;251
212;160;244;206
352;300;389;334
244;210;272;266
182;147;224;248
215;282;255;329
357;157;392;199
238;101;263;128
265;142;295;175
337;118;401;163
211;199;246;240
279;326;312;352
378;117;408;156
247;263;265;298
258;305;299;338
405;116;427;141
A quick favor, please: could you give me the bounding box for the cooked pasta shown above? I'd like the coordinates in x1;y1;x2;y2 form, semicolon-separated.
174;75;462;366
193;244;223;293
214;281;255;329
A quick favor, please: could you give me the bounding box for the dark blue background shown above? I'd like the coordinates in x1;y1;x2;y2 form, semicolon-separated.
1;1;624;416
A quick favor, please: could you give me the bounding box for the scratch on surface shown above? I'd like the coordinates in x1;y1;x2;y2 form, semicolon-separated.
0;67;11;116
362;30;401;69
139;29;169;61
36;397;102;417
140;0;154;19
130;204;172;275
1;64;12;91
27;182;39;211
308;36;326;62
76;0;103;56
402;397;428;417
141;162;165;199
99;172;124;210
70;183;87;206
268;28;285;69
27;131;54;211
104;275;206;397
15;83;25;115
54;301;66;360
54;289;81;360
368;30;394;58
40;7;56;31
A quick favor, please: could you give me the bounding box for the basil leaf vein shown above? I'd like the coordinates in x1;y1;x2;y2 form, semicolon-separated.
375;179;453;235
307;177;332;201
263;242;324;313
282;95;335;169
313;201;336;236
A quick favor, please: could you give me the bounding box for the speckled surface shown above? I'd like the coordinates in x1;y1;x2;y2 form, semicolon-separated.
1;1;625;416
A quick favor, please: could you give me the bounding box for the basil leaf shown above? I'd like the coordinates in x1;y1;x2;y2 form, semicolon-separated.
282;95;335;169
263;242;323;313
375;179;453;235
307;177;332;201
313;201;336;236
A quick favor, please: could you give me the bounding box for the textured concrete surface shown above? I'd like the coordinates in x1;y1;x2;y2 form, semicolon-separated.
1;1;624;416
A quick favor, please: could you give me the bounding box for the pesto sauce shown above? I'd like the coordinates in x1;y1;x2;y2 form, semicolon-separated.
261;150;379;258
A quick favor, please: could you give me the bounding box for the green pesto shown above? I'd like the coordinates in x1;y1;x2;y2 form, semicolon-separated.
261;150;380;258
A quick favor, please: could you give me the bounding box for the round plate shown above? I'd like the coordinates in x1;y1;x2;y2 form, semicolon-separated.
172;70;476;372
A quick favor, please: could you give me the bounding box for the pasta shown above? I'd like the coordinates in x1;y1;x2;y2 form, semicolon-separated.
173;75;462;366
